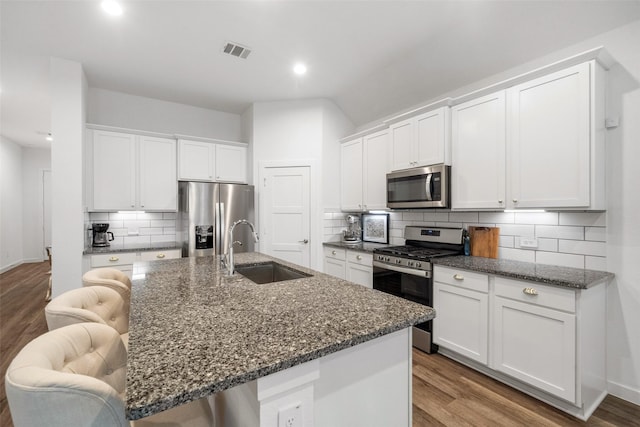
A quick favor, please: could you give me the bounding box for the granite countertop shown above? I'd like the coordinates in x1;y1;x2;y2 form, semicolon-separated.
83;243;180;255
125;252;433;420
323;241;390;253
432;255;614;289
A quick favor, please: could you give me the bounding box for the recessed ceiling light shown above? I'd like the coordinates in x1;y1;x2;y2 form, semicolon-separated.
293;63;307;75
101;0;123;16
46;133;53;142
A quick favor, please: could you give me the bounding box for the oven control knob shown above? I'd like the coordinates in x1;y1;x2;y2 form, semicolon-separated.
408;261;414;267
395;259;402;264
416;262;421;268
385;257;391;262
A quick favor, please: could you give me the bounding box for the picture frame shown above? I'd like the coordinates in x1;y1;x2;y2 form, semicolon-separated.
361;213;389;244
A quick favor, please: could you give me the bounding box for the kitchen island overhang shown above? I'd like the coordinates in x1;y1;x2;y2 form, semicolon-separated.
125;252;434;425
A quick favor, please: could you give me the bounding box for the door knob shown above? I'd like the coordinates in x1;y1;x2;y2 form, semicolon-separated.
299;239;309;244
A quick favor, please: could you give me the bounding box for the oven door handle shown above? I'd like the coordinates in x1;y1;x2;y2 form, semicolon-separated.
373;261;431;278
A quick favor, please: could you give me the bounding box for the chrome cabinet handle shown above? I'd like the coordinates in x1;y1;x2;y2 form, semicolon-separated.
356;255;362;260
453;274;464;280
523;287;538;296
498;199;503;204
513;199;518;203
109;256;119;262
299;239;309;244
156;253;165;259
332;250;337;255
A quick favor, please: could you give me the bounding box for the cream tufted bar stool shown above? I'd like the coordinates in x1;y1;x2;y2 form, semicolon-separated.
5;323;215;426
45;286;130;350
82;268;132;302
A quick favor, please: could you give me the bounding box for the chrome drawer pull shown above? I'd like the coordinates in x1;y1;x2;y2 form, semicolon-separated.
453;274;464;280
356;255;362;260
109;256;119;262
332;250;337;255
156;253;165;259
523;287;538;296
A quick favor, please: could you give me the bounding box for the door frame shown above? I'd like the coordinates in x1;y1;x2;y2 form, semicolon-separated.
41;169;52;261
258;159;320;270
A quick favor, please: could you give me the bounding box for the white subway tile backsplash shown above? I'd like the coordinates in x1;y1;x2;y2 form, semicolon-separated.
150;219;178;228
559;212;606;227
536;251;584;269
498;224;535;237
136;212;164;220
122;235;151;245
499;236;514;248
585;227;606;242
424;211;450;222
403;212;424;221
585;256;607;271
437;222;462;228
109;212;136;220
110;228;128;237
124;220;151;229
90;212;109;221
449;212;479;223
164;228;176;235
163;212;177;220
478;211;514;224
499;247;535;263
105;220;124;229
558;240;606;257
513;212;558;225
150;235;174;243
140;227;163;236
388;212;403;222
535;225;584;240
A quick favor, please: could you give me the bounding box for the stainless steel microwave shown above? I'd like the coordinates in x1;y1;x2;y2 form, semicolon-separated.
386;164;451;209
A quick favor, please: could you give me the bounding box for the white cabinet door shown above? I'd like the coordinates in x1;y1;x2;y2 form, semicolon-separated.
389;120;414;171
415;107;449;167
492;296;576;402
508;62;590;209
451;91;506;210
138;136;177;211
93;130;137;210
178;140;215;181
362;130;389;210
216;144;247;183
433;281;489;364
324;257;346;279
340;138;364;211
346;263;372;288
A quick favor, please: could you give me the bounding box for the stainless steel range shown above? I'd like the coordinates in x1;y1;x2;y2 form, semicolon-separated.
373;226;464;353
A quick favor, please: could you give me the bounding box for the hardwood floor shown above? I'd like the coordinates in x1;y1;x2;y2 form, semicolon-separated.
1;262;639;426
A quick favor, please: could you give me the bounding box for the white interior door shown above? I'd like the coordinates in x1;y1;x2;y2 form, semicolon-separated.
43;169;52;260
261;166;310;267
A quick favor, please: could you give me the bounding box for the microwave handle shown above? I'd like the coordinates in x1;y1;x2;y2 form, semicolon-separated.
425;174;433;201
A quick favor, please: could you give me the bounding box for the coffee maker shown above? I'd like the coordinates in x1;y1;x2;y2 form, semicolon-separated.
91;223;115;247
342;215;362;243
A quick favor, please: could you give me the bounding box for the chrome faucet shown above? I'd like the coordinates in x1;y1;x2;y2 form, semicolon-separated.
227;219;259;276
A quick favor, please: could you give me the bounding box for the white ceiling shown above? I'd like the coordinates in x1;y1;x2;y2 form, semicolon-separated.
2;1;640;148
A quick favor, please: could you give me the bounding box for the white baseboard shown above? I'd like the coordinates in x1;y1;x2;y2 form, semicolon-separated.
0;260;23;274
608;380;640;406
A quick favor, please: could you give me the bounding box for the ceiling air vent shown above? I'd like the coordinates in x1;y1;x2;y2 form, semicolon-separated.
222;41;251;59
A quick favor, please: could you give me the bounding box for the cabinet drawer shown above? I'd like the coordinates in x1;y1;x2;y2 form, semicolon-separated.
494;277;575;313
346;251;372;266
434;266;489;293
90;253;136;267
323;246;346;261
140;249;181;262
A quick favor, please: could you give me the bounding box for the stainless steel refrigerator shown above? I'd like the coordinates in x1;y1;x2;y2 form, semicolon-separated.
177;182;255;258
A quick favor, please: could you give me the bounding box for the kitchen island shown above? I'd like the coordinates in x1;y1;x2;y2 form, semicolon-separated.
126;252;434;426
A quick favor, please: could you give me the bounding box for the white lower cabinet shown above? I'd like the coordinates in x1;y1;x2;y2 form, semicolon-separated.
433;265;606;420
85;249;181;279
433;266;489;364
323;247;372;288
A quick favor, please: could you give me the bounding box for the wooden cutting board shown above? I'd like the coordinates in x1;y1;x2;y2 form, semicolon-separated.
469;226;500;259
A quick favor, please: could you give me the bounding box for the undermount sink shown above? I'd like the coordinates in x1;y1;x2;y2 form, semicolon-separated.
234;261;312;284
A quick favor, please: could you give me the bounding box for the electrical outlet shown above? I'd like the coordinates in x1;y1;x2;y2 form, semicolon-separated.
278;403;302;427
520;238;538;249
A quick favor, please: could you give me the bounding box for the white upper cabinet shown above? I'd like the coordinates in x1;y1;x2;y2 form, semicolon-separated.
216;144;247;183
390;106;450;171
178;139;215;181
93;130;137;211
451;91;507;210
178;139;248;183
452;60;605;211
91;130;177;211
508;62;592;209
139;136;177;211
340;129;389;211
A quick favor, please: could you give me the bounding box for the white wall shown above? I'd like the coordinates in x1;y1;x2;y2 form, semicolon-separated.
251;99;353;269
50;58;86;297
87;88;243;142
21;147;51;262
0;136;24;272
